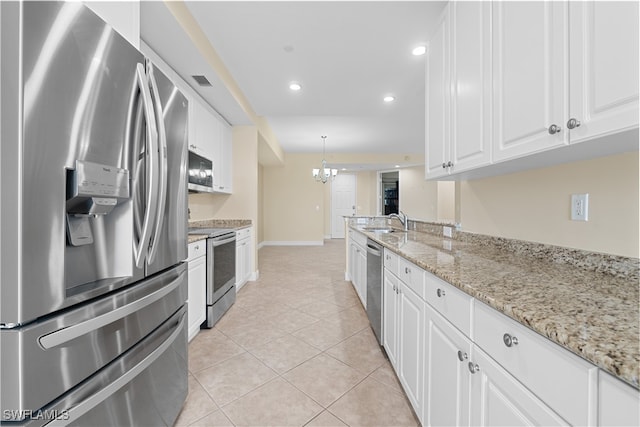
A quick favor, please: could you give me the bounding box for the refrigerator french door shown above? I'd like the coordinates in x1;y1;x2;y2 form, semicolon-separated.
0;2;188;425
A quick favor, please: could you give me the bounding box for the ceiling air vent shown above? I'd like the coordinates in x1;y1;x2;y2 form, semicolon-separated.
192;75;212;87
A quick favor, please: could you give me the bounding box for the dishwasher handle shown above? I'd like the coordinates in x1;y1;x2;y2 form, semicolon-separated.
366;243;382;257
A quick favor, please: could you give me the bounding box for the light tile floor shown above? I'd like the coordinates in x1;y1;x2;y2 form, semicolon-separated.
176;240;419;427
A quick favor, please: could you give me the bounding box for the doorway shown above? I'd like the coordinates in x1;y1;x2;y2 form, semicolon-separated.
379;171;399;215
331;174;356;238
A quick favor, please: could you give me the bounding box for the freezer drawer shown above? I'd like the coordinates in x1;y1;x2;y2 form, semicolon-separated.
0;263;187;418
13;306;188;427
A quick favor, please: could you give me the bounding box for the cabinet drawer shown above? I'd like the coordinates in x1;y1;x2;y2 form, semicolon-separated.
425;272;472;338
383;249;398;276
397;257;425;300
474;301;597;427
236;227;251;240
188;240;206;261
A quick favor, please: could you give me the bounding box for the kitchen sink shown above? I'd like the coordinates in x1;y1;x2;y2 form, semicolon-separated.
362;227;398;233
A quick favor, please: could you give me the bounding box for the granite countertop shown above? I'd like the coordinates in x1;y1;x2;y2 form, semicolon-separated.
187;219;252;244
350;224;639;389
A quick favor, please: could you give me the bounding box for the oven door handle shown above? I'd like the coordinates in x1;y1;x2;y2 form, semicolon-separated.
210;236;236;247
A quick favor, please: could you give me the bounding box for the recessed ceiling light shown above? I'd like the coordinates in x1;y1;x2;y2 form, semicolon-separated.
384;96;395;103
341;168;347;171
412;45;426;56
289;82;301;91
395;165;400;168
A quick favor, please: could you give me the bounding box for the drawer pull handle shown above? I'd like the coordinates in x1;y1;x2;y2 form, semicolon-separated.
457;350;468;361
405;267;410;274
468;362;480;374
437;288;445;297
503;333;519;347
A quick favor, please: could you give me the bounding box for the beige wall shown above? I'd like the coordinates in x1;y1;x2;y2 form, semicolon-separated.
262;153;325;243
459;151;639;257
258;164;264;244
399;166;439;221
357;171;378;216
437;181;456;222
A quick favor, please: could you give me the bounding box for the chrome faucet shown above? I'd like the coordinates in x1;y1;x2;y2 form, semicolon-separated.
389;211;409;231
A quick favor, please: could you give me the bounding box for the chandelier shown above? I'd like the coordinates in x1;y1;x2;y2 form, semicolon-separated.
312;136;338;183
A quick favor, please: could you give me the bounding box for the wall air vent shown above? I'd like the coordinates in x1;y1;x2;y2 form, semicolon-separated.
192;75;212;86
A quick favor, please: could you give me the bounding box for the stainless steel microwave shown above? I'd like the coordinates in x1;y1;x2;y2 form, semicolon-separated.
187;151;214;193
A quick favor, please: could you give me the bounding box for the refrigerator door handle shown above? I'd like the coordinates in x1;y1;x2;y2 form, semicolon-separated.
39;273;183;350
133;63;160;268
45;312;186;427
147;63;168;265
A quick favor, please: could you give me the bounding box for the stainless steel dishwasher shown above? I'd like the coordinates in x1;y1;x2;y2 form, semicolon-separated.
366;239;383;344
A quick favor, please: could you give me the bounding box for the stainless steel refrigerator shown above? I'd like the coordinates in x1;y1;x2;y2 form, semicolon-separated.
1;2;189;425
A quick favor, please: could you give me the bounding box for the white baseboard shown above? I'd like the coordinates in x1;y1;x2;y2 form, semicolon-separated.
257;241;266;250
249;270;259;281
260;240;324;246
324;234;332;240
345;272;351;281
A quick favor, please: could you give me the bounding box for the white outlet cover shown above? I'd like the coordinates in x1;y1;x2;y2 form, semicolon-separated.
571;193;589;221
443;226;452;238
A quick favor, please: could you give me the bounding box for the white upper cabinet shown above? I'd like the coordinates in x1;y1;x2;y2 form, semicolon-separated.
426;0;639;180
569;1;639;142
450;1;492;173
492;1;569;162
215;123;233;194
425;5;450;180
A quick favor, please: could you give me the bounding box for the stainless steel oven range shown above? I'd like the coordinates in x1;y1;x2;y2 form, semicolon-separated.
189;228;237;327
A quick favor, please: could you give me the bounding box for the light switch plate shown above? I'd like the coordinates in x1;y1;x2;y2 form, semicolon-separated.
571;194;589;221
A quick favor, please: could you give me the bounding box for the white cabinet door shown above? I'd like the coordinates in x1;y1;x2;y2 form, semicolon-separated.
450;1;492;173
425;5;451;179
235;240;245;289
383;270;399;370
357;246;367;308
424;306;471;427
398;282;425;420
189;101;215;161
569;1;639;143
469;346;567;427
492;1;568;162
217;123;233;193
187;252;206;342
599;370;640;427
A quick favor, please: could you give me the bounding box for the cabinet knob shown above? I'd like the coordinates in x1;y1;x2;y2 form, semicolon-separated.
503;333;519;347
405;267;411;274
457;350;468;361
468;362;480;374
447;161;453;168
567;118;581;129
442;163;447;169
548;124;561;135
195;245;199;250
436;288;445;298
386;255;390;260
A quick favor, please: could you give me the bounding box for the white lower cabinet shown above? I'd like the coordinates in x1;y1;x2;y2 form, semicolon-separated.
187;241;206;342
382;270;399;369
598;370;640;427
384;265;426;421
424;305;471;427
235;227;253;290
469;345;568;427
378;250;632;427
348;230;367;307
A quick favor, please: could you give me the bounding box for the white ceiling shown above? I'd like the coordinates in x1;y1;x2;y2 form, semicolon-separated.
141;1;447;154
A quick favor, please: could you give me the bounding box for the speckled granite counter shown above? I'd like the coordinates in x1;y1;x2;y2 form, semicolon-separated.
349;222;639;389
187;219;252;244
